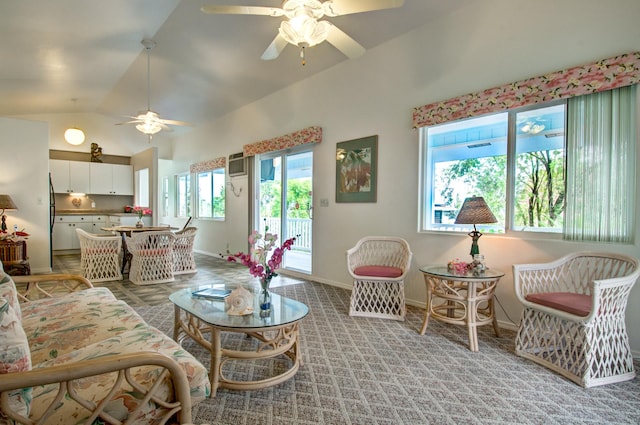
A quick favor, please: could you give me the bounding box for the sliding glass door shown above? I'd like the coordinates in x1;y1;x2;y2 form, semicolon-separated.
256;149;312;273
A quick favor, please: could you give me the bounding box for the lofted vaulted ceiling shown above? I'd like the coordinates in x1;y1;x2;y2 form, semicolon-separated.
0;0;473;138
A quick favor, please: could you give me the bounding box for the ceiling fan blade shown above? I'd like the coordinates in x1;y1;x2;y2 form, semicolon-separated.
116;119;142;125
325;23;365;59
261;34;289;61
200;5;284;17
324;0;404;16
160;118;193;127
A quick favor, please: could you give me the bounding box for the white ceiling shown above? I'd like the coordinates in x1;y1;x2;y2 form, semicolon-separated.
0;0;472;131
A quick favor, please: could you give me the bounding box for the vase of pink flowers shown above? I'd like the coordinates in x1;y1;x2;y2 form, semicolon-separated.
224;227;296;317
132;206;152;228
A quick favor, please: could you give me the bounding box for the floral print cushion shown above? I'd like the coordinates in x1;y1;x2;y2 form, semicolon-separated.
0;297;32;423
22;289;147;365
0;272;21;320
31;326;210;424
20;286;116;317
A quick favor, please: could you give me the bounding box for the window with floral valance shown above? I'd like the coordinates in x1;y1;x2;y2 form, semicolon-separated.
190;157;226;220
416;52;638;243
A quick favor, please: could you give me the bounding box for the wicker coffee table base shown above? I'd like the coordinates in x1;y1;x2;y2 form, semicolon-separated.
173;305;303;397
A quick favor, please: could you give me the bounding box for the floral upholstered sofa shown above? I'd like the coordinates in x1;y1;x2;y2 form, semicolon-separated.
0;265;210;425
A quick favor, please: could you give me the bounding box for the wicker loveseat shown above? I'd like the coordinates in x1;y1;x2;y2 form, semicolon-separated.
0;265;210;424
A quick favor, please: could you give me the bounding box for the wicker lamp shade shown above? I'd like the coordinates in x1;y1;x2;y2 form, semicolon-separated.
0;195;17;212
455;196;496;257
455;197;497;225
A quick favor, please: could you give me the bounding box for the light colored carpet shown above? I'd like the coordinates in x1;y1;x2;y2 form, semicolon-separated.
135;283;640;425
53;253;640;424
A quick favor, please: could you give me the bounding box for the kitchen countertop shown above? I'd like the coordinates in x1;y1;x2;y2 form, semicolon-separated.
56;210;141;216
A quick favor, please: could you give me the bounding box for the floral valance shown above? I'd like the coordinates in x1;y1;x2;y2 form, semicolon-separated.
243;126;322;156
412;51;640;128
189;157;226;174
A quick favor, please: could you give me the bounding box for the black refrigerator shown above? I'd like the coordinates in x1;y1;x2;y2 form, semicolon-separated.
49;173;56;268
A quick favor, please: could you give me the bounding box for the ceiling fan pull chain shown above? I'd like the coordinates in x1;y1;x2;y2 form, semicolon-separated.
300;45;306;66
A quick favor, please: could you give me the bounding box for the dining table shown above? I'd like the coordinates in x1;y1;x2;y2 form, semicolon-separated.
101;225;178;274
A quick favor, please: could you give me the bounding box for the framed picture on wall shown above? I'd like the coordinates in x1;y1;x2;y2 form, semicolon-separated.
335;135;378;203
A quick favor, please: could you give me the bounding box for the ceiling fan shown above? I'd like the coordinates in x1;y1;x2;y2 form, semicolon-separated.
117;39;191;141
201;0;405;64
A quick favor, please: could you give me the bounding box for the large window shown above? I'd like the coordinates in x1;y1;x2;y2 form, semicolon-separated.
196;168;225;219
161;176;169;218
134;168;150;207
176;173;191;218
421;85;636;242
422;102;565;234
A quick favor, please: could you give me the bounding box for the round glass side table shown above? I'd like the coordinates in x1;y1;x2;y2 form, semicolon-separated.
419;265;504;352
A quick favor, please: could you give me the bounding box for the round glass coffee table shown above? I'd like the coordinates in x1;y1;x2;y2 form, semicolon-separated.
419;265;504;352
169;286;309;397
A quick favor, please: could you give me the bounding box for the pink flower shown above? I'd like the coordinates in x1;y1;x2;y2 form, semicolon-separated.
132;206;152;219
223;228;296;281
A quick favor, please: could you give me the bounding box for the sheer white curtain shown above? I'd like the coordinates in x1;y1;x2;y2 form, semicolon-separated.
565;85;637;242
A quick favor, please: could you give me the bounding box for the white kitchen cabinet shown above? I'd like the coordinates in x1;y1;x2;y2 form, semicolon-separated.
90;215;111;235
52;215;93;250
50;160;90;194
52;215;113;250
90;163;133;195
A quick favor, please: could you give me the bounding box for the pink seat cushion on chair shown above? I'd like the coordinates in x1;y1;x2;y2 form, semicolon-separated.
354;265;403;278
525;292;592;317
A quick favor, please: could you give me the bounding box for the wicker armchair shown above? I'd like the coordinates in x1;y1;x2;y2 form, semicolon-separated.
127;231;176;285
347;236;413;321
76;228;122;282
173;227;197;275
514;252;640;387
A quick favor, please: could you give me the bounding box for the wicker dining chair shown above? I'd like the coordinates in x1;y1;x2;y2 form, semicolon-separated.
514;251;640;387
346;236;413;321
126;231;176;285
173;227;197;275
76;228;122;282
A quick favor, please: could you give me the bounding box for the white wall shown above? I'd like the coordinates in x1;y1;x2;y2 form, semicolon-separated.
162;0;640;352
0;117;50;272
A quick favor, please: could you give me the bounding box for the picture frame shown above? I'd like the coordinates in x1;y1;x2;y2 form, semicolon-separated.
335;135;378;203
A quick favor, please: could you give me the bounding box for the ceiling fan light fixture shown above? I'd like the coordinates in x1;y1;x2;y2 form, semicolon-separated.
279;17;329;47
117;39;190;138
135;112;163;135
136;122;163;135
521;122;545;134
64;127;85;145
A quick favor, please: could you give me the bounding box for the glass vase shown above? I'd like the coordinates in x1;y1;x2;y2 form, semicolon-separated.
259;277;272;317
135;218;144;228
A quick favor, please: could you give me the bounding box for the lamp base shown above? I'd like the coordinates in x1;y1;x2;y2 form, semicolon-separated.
1;214;6;232
468;225;482;257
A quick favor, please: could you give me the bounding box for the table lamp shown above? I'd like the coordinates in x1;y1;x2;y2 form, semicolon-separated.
0;195;18;232
454;196;497;257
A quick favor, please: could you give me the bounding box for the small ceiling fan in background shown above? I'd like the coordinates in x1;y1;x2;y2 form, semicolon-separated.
117;39;191;141
201;0;405;64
